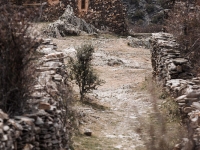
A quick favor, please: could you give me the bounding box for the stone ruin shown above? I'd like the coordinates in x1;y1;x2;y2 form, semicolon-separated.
44;5;98;37
150;32;200;149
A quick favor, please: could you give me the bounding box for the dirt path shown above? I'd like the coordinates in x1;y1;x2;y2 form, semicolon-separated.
53;35;152;150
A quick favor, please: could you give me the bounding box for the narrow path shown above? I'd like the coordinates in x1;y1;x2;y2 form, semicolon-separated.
53;35;152;150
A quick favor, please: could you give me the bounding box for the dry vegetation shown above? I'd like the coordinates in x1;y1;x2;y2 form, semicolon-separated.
165;1;200;75
0;3;41;115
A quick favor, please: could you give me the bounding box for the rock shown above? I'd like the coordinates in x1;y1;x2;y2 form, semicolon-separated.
2;135;8;141
107;59;124;66
40;47;56;54
35;117;44;125
84;129;92;136
175;95;187;102
192;102;200;111
45;52;64;60
3;126;9;132
62;47;76;58
187;91;200;98
173;58;188;65
0;109;9;120
23;144;34;150
38;102;51;110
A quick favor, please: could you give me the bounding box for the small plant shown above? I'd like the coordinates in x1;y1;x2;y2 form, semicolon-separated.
68;44;104;101
145;0;153;4
130;0;140;6
146;4;155;13
151;12;165;24
132;10;145;20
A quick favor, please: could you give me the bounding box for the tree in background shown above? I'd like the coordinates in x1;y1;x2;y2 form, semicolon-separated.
0;4;41;115
68;44;104;101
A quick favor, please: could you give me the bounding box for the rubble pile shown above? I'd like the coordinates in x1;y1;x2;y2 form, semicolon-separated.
44;5;98;37
150;32;200;149
0;39;70;150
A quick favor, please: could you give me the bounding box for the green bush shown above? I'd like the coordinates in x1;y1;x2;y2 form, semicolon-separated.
146;4;155;13
145;0;153;4
68;44;104;101
130;0;140;6
132;10;145;20
151;12;164;24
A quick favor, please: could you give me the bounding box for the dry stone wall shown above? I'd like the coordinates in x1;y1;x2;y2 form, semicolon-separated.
0;39;70;150
150;32;200;149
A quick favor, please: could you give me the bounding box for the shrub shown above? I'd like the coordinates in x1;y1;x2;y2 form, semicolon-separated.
159;0;175;9
151;12;165;24
0;4;41;115
130;0;140;6
132;10;145;20
146;4;155;13
146;0;153;4
68;44;104;101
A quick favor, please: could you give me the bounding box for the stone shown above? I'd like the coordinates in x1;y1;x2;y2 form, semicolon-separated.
176;65;182;72
2;135;8;141
84;129;92;136
183;107;193;113
40;48;56;54
38;102;51;110
45;52;64;60
187;91;200;98
62;47;76;58
0;109;9;120
107;59;124;66
168;63;176;71
175;95;187;102
23;144;34;150
35;117;44;125
172;58;188;65
3;126;10;132
192;102;200;111
0;118;3;128
15;116;35;125
42;38;52;44
52;74;62;82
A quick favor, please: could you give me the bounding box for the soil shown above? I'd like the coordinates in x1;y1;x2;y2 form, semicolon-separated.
50;34;153;150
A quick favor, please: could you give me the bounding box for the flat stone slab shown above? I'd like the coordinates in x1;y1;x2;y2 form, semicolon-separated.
172;58;188;65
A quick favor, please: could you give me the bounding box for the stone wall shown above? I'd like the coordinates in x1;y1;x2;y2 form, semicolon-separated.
150;32;200;149
0;39;70;150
